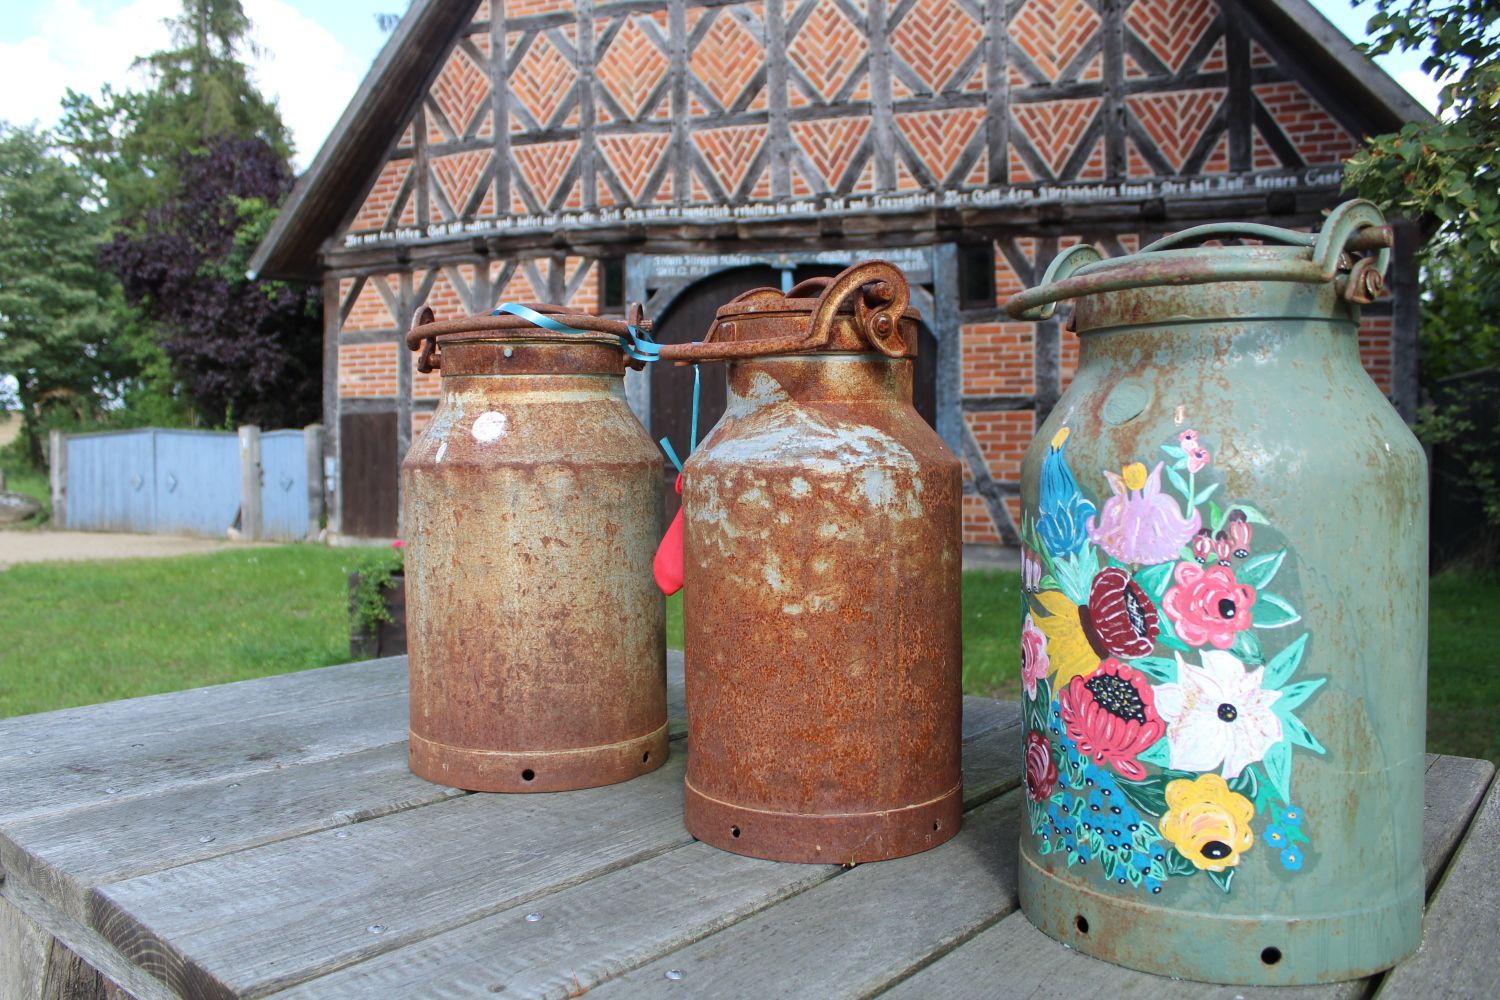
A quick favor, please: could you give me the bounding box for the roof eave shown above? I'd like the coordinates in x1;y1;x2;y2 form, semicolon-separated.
249;0;479;283
1261;0;1436;132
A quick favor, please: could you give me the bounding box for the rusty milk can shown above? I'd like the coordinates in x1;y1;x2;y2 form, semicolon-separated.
657;261;964;864
1007;201;1426;985
402;303;667;793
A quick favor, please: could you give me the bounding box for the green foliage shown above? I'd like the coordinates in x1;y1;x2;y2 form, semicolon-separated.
1345;2;1500;547
51;1;314;431
59;0;291;224
346;545;404;636
1344;1;1500;288
0;125;138;468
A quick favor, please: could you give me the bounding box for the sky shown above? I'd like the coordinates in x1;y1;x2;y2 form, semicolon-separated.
0;1;1441;173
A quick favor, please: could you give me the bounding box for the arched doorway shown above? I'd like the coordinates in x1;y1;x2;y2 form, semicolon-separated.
650;264;938;516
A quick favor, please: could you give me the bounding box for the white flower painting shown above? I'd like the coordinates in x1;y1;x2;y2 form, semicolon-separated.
1154;650;1283;779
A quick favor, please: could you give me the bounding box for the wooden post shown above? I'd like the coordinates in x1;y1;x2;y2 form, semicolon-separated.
48;429;66;529
304;423;324;541
238;425;262;542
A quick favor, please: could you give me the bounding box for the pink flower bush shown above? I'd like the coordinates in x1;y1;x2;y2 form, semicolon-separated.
1087;462;1202;565
1059;659;1165;781
1021;613;1050;699
1161;562;1257;649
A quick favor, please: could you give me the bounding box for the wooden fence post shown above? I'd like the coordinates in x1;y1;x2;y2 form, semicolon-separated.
304;423;324;541
48;429;66;529
238;425;262;542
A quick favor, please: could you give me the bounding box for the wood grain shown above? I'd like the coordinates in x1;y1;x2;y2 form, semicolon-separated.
0;658;405;764
1375;774;1500;1000
269;718;1022;999
89;754;695;1000
1;743;464;924
0;689;410;826
587;787;1026;1000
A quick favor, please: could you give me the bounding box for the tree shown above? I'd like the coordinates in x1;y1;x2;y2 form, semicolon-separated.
1344;2;1500;557
101;136;321;430
1343;0;1499;345
58;0;291;224
0;125;135;467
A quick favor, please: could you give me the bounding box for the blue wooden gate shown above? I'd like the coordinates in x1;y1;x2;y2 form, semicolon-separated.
62;427;315;540
259;430;310;541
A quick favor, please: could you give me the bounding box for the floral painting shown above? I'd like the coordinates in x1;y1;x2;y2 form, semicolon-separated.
1021;426;1323;894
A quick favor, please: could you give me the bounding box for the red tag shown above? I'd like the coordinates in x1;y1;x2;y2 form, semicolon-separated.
653;473;685;595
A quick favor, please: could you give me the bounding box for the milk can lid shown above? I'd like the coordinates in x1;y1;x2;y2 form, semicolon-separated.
406;302;653;374
655;260;923;364
1003;199;1393;324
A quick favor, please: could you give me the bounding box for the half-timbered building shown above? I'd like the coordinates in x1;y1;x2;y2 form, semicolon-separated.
250;0;1427;545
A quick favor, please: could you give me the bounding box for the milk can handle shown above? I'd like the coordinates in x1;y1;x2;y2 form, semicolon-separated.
655;260;911;362
1005;199;1393;321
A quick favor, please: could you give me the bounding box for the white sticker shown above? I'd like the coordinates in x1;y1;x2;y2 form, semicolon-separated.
472;411;508;443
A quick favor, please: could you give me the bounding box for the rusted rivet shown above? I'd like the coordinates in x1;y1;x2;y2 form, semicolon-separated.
873;314;894;339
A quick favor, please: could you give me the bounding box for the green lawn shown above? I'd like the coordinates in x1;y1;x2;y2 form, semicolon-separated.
0;546;351;717
2;548;1495;764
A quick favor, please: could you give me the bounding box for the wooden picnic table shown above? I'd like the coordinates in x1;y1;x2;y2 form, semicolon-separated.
0;652;1494;999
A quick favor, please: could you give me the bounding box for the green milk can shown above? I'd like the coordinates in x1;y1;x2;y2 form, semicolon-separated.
1006;200;1427;985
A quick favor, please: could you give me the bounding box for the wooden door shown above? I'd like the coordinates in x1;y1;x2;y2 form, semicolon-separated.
339;410;399;539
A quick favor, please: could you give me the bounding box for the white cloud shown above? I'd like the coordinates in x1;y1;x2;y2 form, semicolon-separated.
1395;69;1445;117
241;0;369;168
0;0;369;169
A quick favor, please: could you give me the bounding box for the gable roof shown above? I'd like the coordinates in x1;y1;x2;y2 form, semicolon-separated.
250;0;1434;283
249;0;474;283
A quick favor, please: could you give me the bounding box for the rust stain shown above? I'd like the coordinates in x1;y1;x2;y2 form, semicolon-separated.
401;304;667;793
675;263;964;864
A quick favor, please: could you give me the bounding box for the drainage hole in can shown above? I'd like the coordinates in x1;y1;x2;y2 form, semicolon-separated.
1261;947;1282;966
1074;915;1089;935
932;820;941;832
642;751;651;764
730;825;741;838
521;769;535;782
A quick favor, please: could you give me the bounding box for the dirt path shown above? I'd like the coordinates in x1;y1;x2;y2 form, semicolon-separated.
0;531;259;569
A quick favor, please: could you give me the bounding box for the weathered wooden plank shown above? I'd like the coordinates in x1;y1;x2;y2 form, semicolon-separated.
885;913;1367;1000
1419;753;1494;895
268;718;1023;999
881;753;1497;1000
2;879;177;1000
1375;773;1500;1000
960;696;1019;742
90;752;696;1000
586;787;1026;1000
271;841;836;1000
0;658;406;763
0;654;687;832
0;690;410;827
1;743;465;925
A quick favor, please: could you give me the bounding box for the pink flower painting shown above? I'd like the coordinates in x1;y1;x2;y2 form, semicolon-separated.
1087;462;1201;565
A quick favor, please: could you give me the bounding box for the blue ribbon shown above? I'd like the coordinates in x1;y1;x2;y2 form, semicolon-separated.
491;302;660;363
659;363;702;473
489;302;701;470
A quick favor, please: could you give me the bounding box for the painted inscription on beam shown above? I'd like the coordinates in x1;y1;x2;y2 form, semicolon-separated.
342;168;1345;249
